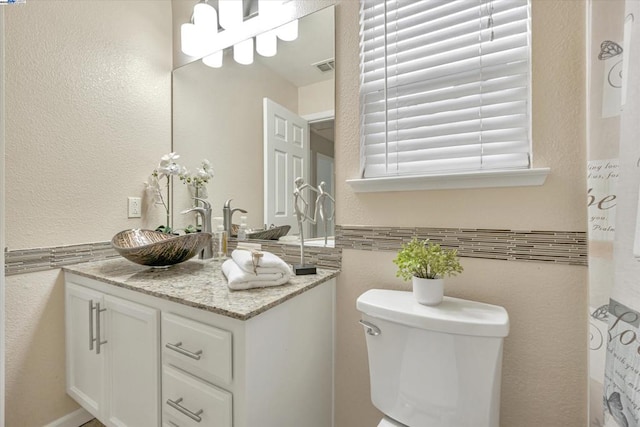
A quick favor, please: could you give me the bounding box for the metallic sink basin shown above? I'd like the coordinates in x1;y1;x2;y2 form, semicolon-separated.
247;225;291;241
111;229;212;267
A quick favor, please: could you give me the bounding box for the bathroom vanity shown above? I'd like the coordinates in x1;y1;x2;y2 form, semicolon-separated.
63;258;338;427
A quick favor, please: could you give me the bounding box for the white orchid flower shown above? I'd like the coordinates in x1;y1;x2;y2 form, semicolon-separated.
159;152;180;166
196;167;212;181
157;152;182;178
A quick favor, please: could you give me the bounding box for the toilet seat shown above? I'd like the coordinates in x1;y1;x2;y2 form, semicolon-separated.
377;416;407;427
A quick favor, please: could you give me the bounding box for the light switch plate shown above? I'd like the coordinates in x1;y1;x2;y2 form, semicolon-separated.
128;197;142;218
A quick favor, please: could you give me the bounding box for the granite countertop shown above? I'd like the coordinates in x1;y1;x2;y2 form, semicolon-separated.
63;257;339;321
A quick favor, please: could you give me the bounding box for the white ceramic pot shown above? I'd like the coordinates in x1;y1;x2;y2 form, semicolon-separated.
412;276;444;306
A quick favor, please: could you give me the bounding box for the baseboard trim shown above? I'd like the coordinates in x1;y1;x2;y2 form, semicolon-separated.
44;408;94;427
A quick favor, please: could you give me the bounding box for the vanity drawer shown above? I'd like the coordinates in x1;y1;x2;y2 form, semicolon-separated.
162;312;232;386
162;365;232;427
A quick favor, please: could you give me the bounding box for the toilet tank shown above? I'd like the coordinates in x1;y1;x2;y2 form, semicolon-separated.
357;290;509;427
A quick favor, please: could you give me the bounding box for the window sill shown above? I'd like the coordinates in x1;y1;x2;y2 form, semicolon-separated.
346;168;550;193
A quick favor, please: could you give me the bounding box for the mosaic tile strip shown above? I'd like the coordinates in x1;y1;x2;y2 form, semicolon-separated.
334;225;587;266
5;238;342;276
5;224;585;275
5;242;121;276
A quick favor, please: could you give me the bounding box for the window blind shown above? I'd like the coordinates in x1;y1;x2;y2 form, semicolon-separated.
359;0;531;178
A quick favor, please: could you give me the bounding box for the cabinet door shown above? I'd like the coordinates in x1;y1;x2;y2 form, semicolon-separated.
65;283;105;418
104;295;159;427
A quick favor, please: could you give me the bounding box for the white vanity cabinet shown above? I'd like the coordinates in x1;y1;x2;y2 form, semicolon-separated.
65;281;160;427
64;263;336;427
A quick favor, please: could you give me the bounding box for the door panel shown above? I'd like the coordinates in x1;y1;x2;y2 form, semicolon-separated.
65;283;105;418
263;98;310;234
105;295;159;427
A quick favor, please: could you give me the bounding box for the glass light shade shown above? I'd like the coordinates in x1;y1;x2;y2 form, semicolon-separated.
202;50;223;68
233;38;254;65
193;1;217;28
219;0;243;30
181;23;203;57
256;30;277;57
258;0;281;21
276;19;298;42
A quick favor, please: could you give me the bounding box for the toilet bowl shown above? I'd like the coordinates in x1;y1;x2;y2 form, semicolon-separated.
357;289;509;427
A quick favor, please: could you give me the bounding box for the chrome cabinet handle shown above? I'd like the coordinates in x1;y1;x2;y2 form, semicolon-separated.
95;302;107;354
167;397;203;422
359;319;381;336
89;300;96;351
165;342;203;360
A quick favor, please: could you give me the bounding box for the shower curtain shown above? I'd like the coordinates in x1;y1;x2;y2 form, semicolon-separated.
588;1;640;426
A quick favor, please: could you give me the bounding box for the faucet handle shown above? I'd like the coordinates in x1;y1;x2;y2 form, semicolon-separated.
193;197;211;209
181;207;205;215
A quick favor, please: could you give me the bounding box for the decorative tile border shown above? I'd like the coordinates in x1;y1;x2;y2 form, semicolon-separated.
5;239;342;276
5;242;120;276
334;225;587;266
4;224;586;276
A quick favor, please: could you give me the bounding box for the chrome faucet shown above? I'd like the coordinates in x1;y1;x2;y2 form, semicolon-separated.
182;197;213;259
223;199;247;236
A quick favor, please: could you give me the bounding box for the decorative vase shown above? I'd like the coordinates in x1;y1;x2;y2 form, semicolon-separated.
412;276;444;306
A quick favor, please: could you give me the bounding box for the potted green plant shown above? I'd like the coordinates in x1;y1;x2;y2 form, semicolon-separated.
393;237;463;305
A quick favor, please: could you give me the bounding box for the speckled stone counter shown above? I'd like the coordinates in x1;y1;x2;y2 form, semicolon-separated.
63;257;339;321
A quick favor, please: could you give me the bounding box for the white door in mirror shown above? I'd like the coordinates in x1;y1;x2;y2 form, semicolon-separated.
263;98;310;235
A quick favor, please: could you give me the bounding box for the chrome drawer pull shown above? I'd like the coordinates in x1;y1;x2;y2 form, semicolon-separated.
95;302;107;354
167;397;203;422
358;319;381;336
165;341;203;360
89;300;96;351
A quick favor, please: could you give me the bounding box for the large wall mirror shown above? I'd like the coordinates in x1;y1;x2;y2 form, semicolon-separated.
172;5;335;247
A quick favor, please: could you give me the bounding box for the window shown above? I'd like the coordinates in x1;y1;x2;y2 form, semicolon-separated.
355;0;542;190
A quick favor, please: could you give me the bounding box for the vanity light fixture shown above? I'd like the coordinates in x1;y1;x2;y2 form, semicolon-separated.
256;29;278;57
234;38;254;65
203;50;224;68
276;19;298;42
193;0;217;27
219;0;243;30
181;0;218;58
181;0;298;68
181;23;204;57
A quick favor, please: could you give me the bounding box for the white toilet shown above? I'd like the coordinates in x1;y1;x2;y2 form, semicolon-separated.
357;289;510;427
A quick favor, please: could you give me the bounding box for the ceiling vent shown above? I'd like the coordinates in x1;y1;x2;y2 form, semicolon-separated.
313;59;335;73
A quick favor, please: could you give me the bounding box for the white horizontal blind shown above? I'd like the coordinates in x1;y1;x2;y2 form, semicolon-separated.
359;0;531;178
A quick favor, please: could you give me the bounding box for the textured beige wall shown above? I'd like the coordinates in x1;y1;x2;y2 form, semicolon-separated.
5;271;78;426
333;0;588;426
5;0;171;249
4;1;172;425
299;79;335;117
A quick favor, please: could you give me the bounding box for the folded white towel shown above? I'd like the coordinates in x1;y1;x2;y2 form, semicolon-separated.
231;249;292;276
222;259;291;291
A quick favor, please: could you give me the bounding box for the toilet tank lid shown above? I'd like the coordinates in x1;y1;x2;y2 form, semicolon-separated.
357;289;509;338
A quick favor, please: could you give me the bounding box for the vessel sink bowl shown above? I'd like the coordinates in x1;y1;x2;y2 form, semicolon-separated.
247;225;291;240
111;229;212;267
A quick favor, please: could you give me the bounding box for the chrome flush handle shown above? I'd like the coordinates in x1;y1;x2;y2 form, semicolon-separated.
359;319;381;336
